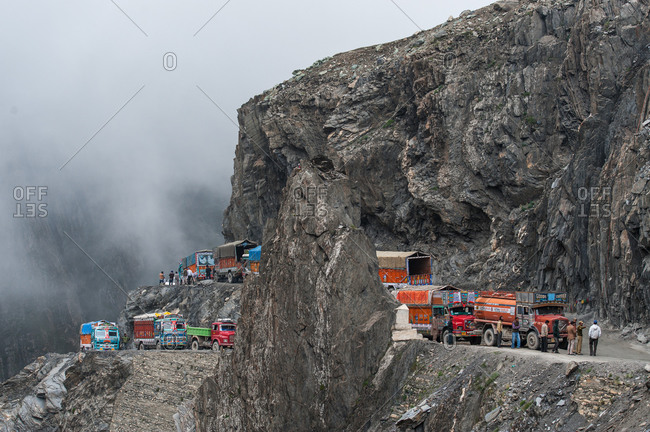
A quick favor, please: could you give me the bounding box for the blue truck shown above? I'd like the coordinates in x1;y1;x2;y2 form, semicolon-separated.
79;320;121;351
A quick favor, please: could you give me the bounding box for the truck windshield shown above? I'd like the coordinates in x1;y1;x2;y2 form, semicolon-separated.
95;329;106;339
108;330;118;337
450;307;472;315
535;306;564;315
221;325;236;332
176;322;185;330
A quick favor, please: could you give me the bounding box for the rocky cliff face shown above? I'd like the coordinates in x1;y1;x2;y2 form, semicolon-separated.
223;0;650;325
194;162;401;431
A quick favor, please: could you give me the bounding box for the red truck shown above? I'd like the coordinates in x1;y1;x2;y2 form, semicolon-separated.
187;319;237;351
395;286;481;344
473;291;570;349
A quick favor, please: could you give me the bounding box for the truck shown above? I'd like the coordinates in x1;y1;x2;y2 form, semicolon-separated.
182;250;214;281
473;291;570;350
395;286;481;344
79;320;121;351
247;245;261;275
213;240;258;283
377;251;432;289
187;319;237;351
133;312;188;350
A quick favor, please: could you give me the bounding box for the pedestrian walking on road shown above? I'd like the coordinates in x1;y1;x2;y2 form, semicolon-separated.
169;271;175;286
159;271;164;285
183;268;188;285
567;320;577;355
541;320;549;352
576;321;585;355
496;316;503;347
552;319;560;353
511;318;521;348
589;320;602;356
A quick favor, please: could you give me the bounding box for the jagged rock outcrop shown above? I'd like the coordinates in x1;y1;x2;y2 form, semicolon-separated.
223;0;650;325
194;162;401;431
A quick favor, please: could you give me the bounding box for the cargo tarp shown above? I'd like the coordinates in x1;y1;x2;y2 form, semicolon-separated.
396;290;430;305
215;239;257;259
248;246;261;262
376;251;418;269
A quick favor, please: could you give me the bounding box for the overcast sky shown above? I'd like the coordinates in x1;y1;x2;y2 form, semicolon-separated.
0;0;493;290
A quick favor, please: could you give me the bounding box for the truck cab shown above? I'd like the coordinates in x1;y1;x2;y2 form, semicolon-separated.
93;324;120;350
515;293;570;350
211;319;237;350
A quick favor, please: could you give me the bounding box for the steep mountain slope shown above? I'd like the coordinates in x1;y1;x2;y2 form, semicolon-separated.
223;0;650;325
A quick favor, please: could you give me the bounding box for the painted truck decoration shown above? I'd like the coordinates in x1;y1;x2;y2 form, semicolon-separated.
376;251;432;289
133;312;188;350
182;250;215;281
473;291;570;350
187;319;237;351
79;320;121;351
396;286;481;344
213;239;257;283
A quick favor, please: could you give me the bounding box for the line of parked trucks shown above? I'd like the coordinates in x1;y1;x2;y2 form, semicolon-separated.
396;287;570;349
79;313;237;352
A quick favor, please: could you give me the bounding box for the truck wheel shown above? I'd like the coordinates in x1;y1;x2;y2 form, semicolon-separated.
191;339;199;351
227;271;233;284
156;341;161;350
483;328;496;346
526;332;540;350
212;341;219;352
469;337;480;345
137;342;144;351
442;329;452;346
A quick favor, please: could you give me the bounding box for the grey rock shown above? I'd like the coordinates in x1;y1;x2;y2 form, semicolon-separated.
637;334;648;344
557;399;566;406
223;0;650;328
644;364;650;373
485;406;501;422
566;361;579;377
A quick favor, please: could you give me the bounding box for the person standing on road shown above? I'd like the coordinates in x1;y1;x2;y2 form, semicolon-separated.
496;316;504;348
589;320;602;356
187;269;194;285
169;270;175;286
511;318;521;348
567;320;577;355
159;271;164;285
541;320;549;352
576;321;585;355
183;268;188;285
552;319;560;353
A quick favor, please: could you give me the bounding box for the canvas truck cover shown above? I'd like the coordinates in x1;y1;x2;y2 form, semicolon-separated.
215;240;257;259
376;251;418;269
396;285;460;305
248;245;262;262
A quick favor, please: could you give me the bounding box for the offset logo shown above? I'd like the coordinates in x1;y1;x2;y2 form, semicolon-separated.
13;186;48;218
293;185;328;218
163;52;177;71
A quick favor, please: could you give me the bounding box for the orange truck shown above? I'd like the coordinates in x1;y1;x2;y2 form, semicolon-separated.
395;286;481;344
473;291;570;349
376;251;432;289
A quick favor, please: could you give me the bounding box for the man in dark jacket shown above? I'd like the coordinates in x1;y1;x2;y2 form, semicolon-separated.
541;320;549;352
552;319;560;353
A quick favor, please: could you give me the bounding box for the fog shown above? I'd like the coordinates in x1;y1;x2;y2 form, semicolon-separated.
0;0;492;378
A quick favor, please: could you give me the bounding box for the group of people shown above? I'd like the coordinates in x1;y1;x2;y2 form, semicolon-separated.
494;316;603;356
158;269;195;285
158;266;215;286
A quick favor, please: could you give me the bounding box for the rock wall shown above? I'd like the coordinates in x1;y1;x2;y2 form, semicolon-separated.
223;0;650;325
195;162;400;431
